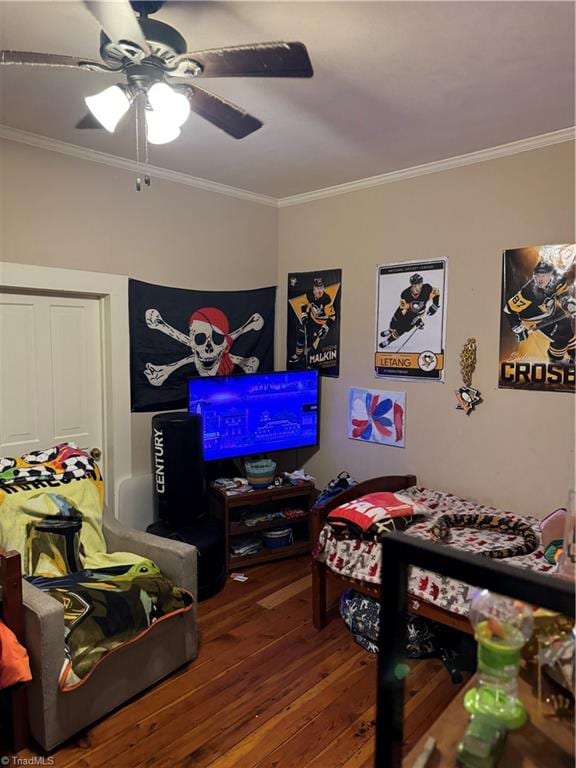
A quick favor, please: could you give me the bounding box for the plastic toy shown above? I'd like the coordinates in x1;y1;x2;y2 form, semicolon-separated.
457;712;507;767
464;590;533;729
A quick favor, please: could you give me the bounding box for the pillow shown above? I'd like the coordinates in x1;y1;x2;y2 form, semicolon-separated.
327;492;427;539
539;507;567;547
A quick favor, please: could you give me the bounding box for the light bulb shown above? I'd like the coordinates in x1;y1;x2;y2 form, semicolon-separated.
85;85;131;133
145;108;181;145
148;82;190;128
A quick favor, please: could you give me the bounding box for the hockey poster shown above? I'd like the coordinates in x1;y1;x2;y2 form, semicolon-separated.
375;259;447;381
286;269;342;377
129;279;276;412
499;244;575;393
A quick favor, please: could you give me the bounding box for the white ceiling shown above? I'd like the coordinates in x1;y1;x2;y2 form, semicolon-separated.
0;1;574;198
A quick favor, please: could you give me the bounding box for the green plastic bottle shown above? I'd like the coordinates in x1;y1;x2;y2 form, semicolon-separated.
464;589;533;730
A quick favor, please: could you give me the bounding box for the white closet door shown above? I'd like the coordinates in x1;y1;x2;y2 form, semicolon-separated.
0;292;103;460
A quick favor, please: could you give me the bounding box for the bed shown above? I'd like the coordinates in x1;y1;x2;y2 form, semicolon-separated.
311;475;554;635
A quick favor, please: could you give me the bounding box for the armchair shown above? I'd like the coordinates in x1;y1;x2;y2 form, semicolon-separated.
22;504;198;752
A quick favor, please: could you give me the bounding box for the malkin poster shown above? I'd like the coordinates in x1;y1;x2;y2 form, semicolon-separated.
499;244;575;393
129;279;276;411
375;259;447;381
286;269;342;377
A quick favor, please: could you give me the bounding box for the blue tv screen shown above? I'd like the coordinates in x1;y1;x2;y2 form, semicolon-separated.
188;370;319;461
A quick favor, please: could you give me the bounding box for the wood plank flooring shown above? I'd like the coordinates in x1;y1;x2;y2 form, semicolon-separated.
15;556;467;767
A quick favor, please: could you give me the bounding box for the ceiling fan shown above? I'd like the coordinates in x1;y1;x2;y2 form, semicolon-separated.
0;0;314;144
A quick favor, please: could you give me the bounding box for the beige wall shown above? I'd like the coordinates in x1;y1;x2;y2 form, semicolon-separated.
1;139;574;517
278;142;575;518
0;139;279;476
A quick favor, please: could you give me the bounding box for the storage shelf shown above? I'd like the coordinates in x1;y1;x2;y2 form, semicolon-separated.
229;541;311;568
210;480;317;571
230;512;308;536
213;481;314;508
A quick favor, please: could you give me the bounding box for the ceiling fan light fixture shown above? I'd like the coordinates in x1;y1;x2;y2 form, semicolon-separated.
84;84;131;132
145;108;181;145
147;82;190;128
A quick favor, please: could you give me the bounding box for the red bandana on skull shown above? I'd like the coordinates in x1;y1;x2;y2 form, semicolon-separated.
188;307;234;375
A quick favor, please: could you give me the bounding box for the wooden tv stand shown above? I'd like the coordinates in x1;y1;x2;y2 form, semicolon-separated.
209;481;317;571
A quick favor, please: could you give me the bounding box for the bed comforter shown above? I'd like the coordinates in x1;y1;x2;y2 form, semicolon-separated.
315;486;554;616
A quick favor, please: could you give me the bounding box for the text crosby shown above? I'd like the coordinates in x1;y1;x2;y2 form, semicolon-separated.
500;361;575;386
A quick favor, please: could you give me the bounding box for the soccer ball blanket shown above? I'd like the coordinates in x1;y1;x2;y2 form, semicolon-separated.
0;442;96;485
0;444;193;691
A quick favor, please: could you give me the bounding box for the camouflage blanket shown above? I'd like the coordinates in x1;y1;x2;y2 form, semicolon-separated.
0;443;193;691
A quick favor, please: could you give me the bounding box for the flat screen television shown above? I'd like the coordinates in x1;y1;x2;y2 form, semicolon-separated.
188;370;319;461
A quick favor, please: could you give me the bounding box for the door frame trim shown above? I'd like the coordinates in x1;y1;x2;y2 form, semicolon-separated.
0;262;131;517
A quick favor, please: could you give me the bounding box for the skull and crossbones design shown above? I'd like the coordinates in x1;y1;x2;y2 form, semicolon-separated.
143;307;264;386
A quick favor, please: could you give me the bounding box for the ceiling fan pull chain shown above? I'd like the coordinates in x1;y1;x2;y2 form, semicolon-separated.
135;93;142;191
144;120;151;187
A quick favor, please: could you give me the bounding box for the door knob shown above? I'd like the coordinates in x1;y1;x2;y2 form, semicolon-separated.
90;448;102;461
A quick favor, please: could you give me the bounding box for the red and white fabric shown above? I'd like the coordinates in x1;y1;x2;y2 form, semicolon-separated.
314;486;551;616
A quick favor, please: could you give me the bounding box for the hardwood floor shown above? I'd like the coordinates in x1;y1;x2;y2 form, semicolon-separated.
16;557;467;767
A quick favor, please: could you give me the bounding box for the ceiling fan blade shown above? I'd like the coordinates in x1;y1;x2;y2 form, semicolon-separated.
185;85;262;139
0;50;112;72
180;42;313;78
75;113;104;129
83;0;150;55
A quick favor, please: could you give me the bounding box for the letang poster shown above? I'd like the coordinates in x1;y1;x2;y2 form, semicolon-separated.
375;259;447;381
129;280;275;411
499;244;575;393
286;268;342;377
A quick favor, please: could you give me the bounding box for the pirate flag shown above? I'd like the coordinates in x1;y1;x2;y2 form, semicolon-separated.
129;279;276;412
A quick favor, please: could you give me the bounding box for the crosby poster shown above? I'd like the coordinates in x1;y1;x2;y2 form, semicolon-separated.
499;244;575;393
375;259;447;381
286;269;342;377
129;279;275;412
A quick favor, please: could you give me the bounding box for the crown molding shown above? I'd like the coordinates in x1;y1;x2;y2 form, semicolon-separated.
0;124;278;207
278;127;576;207
1;123;573;209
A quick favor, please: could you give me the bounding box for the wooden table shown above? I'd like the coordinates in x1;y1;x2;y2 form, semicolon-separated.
404;671;575;768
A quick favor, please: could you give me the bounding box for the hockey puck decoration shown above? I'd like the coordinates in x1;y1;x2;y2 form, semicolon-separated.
455;338;482;414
